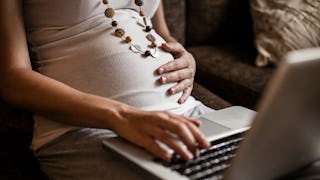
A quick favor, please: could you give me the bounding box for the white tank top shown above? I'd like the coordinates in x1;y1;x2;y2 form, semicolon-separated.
24;0;199;150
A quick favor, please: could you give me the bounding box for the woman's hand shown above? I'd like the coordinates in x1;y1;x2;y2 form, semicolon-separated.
157;42;196;104
114;109;210;161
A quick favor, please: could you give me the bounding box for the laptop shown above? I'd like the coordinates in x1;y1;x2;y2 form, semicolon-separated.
103;48;320;180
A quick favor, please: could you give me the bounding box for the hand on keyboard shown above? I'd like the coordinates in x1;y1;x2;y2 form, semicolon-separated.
155;132;245;180
114;109;210;161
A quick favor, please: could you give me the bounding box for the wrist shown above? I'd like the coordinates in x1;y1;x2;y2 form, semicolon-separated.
106;102;136;132
79;93;136;132
163;35;177;43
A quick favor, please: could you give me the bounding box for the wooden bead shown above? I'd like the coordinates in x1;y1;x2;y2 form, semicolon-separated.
125;36;132;43
115;28;125;37
146;34;156;42
143;17;147;26
135;0;144;6
144;50;151;57
105;8;115;18
145;26;152;32
111;21;118;27
150;41;157;48
102;0;109;4
139;10;145;17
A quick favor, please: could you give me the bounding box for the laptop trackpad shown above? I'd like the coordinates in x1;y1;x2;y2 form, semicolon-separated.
198;117;230;137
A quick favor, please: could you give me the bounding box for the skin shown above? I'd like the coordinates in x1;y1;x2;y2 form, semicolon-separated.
152;1;196;104
0;0;207;161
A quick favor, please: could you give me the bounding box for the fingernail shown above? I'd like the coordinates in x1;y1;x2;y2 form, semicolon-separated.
161;43;170;50
158;68;164;75
161;76;167;84
169;88;175;94
205;141;211;148
187;151;194;160
194;148;200;158
165;153;172;161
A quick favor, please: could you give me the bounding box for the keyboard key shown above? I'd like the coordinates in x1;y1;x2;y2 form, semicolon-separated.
156;132;246;180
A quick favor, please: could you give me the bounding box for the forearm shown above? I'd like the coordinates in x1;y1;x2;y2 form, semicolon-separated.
0;68;135;131
151;0;177;43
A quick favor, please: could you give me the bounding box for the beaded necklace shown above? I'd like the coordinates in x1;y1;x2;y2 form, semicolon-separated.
102;0;159;58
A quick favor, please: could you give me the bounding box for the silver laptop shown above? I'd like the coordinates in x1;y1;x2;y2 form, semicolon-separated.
103;48;320;180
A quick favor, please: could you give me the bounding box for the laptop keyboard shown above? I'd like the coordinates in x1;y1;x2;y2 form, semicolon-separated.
156;132;245;180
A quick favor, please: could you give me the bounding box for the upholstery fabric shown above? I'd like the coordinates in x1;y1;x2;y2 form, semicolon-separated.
163;0;186;44
2;0;319;179
192;83;232;110
189;45;274;108
187;0;254;47
251;0;320;67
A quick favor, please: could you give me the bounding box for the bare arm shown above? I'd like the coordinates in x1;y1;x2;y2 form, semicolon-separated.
0;0;208;161
152;1;196;104
0;0;130;130
151;1;176;43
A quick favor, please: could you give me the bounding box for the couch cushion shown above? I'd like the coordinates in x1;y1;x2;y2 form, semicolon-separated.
186;0;254;46
189;45;274;109
192;82;232;110
250;0;320;67
163;0;186;45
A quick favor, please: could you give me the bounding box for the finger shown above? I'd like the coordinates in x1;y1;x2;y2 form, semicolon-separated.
133;134;172;161
167;79;193;94
157;57;189;75
185;122;210;149
153;111;200;127
157;115;199;154
151;127;194;161
178;86;193;104
167;113;201;128
188;118;201;127
169;117;206;157
161;42;185;56
160;68;193;85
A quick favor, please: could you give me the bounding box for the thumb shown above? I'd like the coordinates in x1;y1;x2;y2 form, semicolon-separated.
161;42;184;55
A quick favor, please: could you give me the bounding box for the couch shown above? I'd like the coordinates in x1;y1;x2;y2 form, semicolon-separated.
0;0;319;179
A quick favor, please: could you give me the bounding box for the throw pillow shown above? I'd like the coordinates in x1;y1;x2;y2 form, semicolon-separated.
250;0;320;67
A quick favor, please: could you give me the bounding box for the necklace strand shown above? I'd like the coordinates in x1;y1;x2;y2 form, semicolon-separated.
102;0;159;58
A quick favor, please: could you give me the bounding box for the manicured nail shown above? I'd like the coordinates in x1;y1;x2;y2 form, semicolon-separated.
158;68;164;75
161;43;170;50
161;76;167;84
186;151;194;160
193;148;200;158
169;88;175;94
164;153;172;161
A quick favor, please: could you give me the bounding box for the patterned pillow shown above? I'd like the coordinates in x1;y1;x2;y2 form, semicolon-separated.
251;0;320;67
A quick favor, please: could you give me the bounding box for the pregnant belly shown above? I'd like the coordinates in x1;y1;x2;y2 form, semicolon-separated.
31;10;182;109
36;49;181;109
70;52;181;108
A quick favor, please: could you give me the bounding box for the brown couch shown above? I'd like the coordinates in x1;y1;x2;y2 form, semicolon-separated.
0;0;319;179
163;0;275;109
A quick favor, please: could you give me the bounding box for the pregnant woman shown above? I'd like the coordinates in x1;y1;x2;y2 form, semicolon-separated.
0;0;212;179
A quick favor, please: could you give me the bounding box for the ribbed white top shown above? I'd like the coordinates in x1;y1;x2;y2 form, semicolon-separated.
23;0;199;150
